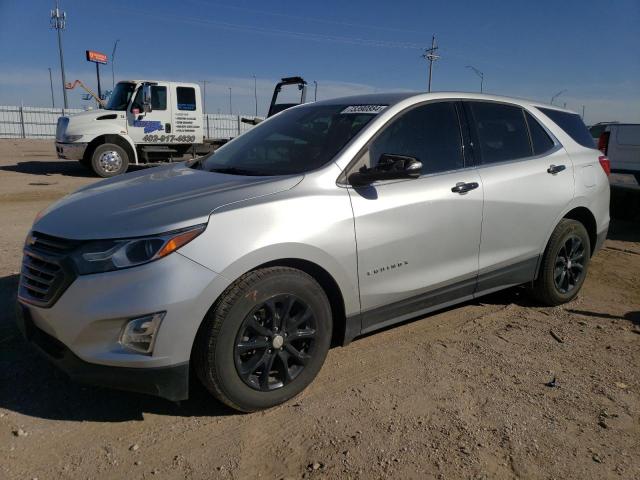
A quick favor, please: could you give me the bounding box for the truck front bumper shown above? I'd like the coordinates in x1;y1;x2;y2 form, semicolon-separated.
55;141;88;161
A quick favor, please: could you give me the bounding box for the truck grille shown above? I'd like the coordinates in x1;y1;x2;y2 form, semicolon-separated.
19;232;80;308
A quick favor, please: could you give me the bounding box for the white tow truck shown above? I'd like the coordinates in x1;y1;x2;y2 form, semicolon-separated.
55;80;212;177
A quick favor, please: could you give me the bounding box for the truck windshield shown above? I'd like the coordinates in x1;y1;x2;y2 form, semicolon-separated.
105;82;136;111
200;104;380;175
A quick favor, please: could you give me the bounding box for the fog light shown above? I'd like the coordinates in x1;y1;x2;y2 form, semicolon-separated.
119;312;165;355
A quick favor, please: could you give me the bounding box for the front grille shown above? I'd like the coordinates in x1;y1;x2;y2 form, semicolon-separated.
19;232;80;308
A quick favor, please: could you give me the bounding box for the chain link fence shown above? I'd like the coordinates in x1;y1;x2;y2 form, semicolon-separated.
0;105;261;140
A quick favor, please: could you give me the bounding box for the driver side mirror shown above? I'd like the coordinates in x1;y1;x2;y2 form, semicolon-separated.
348;154;422;187
142;84;153;113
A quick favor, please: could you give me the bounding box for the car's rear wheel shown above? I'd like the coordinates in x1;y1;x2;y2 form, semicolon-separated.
530;219;591;306
91;143;129;177
194;267;332;412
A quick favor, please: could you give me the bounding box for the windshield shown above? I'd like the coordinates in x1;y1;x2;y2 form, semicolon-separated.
105;82;136;111
200;104;380;175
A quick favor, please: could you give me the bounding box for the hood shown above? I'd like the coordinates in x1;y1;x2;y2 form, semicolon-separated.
33;163;302;240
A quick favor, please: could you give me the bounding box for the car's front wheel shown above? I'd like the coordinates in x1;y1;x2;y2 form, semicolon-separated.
530;219;591;306
194;267;332;412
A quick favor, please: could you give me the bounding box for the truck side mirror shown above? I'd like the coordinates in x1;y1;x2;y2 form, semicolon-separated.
142;84;153;113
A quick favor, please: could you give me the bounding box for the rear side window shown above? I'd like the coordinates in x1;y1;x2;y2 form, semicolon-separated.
368;101;463;175
467;102;532;163
177;87;196;111
616;125;640;146
538;107;594;148
525;111;555;155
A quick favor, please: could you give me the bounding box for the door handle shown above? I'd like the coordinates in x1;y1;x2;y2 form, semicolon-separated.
451;182;479;194
165;123;172;133
547;164;566;174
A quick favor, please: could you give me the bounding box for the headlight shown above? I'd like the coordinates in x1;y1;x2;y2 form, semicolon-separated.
64;134;83;142
72;224;205;275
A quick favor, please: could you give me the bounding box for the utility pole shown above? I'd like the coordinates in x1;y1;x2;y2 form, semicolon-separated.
422;34;440;92
313;80;318;101
466;65;484;93
253;75;257;116
550;89;567;105
582;105;585;120
228;87;232;114
48;67;55;108
111;39;120;89
50;0;68;110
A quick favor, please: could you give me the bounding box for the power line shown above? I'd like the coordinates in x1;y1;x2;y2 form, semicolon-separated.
50;0;68;110
422;35;440;92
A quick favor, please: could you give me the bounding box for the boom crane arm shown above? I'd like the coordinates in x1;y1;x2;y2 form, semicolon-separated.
65;80;106;107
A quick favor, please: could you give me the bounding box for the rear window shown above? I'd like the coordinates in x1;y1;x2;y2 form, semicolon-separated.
525;111;555;155
177;87;196;111
467;102;532;164
538;107;594;148
616;125;640;146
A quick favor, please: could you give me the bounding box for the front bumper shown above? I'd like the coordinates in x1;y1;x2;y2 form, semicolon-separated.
55;141;88;160
16;251;229;401
17;304;189;400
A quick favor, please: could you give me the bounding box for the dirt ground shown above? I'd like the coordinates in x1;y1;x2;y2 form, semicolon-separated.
0;139;638;480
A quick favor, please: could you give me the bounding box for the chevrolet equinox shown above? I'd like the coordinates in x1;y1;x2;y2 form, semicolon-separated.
17;92;610;411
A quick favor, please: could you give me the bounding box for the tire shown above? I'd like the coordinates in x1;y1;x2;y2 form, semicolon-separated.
194;267;332;412
634;173;640;186
91;143;129;177
530;219;591;306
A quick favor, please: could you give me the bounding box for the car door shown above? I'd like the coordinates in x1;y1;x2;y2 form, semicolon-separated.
463;101;574;293
126;82;172;144
346;101;484;332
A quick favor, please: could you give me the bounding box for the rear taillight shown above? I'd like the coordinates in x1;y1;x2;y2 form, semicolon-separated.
597;131;610;155
598;155;611;177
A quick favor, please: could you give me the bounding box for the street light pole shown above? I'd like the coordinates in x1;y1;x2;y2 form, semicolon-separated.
48;67;55;108
313;80;318;101
228;87;232;115
550;89;567;105
50;0;68;111
466;65;484;93
253;75;257;116
111;39;120;89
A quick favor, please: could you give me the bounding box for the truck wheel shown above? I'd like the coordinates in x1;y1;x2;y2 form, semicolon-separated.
91;143;129;177
529;219;591;306
194;267;332;412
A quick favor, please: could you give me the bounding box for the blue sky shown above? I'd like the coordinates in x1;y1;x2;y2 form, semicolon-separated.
0;0;638;122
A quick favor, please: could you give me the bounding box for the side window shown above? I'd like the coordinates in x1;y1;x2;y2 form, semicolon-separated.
367;101;463;175
525;111;555;155
130;86;167;111
468;102;532;163
176;87;196;111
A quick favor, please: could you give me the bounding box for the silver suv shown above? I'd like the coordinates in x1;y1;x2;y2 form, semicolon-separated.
17;92;610;411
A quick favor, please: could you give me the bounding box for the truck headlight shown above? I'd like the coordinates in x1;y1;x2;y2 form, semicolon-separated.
72;224;205;275
120;312;165;354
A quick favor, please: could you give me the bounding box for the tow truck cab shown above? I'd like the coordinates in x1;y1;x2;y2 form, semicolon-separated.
55;80;210;177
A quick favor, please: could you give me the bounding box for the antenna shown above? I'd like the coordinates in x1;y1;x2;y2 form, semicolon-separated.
50;0;68;110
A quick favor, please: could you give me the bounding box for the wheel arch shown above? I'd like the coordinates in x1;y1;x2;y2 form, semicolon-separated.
83;134;138;165
562;206;597;256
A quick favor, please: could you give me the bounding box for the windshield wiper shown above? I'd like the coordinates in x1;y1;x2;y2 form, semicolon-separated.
208;166;266;176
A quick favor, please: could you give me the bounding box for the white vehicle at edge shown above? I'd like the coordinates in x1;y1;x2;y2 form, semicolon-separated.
55;80;208;177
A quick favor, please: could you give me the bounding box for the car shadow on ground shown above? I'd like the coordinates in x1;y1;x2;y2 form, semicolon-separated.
0;274;236;422
0;161;149;179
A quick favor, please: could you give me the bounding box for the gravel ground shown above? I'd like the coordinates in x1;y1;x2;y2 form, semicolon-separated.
0;140;638;480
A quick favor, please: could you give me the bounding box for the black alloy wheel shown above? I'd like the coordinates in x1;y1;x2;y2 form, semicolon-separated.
553;235;586;294
234;294;317;391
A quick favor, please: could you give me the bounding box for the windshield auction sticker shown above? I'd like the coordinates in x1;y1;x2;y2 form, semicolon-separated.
340;105;388;114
